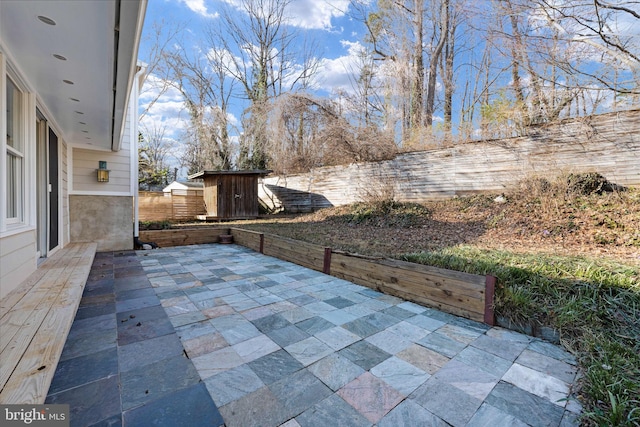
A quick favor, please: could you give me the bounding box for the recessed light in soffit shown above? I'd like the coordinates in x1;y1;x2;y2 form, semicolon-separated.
37;15;56;25
53;54;67;61
63;80;74;85
69;98;80;102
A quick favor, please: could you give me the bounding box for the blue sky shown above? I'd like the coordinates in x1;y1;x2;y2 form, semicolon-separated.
138;0;368;157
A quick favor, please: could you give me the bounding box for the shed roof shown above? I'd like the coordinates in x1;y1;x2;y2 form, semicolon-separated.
188;170;272;179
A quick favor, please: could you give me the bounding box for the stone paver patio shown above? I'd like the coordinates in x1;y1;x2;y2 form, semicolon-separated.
47;244;582;426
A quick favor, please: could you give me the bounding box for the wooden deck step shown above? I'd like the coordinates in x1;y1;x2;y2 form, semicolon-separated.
0;242;97;404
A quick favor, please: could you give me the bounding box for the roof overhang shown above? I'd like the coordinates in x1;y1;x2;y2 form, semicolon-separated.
0;0;147;152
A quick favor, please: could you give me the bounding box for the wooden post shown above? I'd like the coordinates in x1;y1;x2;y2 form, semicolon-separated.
259;233;264;254
484;275;496;326
323;247;332;274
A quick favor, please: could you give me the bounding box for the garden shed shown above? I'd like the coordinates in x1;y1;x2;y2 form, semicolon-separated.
188;170;271;219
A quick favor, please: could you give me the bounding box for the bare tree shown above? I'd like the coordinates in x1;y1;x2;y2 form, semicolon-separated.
138;124;172;190
210;0;320;170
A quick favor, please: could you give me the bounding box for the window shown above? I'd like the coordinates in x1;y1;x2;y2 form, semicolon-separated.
6;76;24;223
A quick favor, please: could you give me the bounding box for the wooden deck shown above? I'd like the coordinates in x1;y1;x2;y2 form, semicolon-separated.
0;242;97;404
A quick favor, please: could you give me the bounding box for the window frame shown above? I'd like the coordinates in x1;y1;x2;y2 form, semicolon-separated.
5;75;25;224
1;51;36;236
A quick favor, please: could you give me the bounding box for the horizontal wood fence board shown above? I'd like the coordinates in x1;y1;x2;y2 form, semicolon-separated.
260;109;640;211
139;191;206;222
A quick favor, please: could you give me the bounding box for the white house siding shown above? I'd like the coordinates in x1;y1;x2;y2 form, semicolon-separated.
72;147;132;194
0;230;36;299
68;95;138;251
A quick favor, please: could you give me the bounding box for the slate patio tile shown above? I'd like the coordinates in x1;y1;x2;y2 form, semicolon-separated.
411;377;483;427
233;334;280;363
324;296;356;309
118;333;184;372
341;317;381;338
296;394;371;427
294;317;335;336
117;314;175;345
471;334;528;362
204;364;265;407
320;309;358;325
454;346;512;378
167;311;207;327
269;369;333;420
527;339;578;365
502;363;570;406
485;381;565;427
247;349;304;385
396;301;428;314
381;306;415;321
48;347;118;395
266;324;310;348
397;344;449;374
252;313;292;333
466;403;529;427
370;356;430;396
365;330;412;355
314;326;360;350
279;306;314;324
516;350;576;384
182;331;228;358
337;372;404;423
123;383;223;427
219;387;289;427
192;345;244;379
286;336;333;366
386;320;430;341
241;305;275;321
120;354;200;410
219;321;262;345
339;340;391;371
174;319;217;341
307;353;365;391
405;314;447;331
435;323;483;344
418;331;467;358
433;359;499;400
377;399;448;427
46;375;121;427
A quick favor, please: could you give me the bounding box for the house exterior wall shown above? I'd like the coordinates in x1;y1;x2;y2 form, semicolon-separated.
69;195;133;251
68;84;140;251
0;50;141;297
0;230;35;299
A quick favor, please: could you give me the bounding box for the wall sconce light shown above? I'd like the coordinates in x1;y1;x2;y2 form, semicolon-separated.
97;161;110;182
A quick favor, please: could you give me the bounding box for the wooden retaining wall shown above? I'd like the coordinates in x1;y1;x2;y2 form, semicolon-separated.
229;228;495;324
139;190;206;222
260;109;640;211
139;227;228;247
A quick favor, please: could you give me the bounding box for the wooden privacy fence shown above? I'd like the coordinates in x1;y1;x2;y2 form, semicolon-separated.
230;228;496;325
139;190;205;222
260;109;640;211
137;226;496;324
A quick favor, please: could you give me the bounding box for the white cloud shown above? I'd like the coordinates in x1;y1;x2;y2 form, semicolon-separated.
316;40;365;93
177;0;219;18
287;0;350;30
